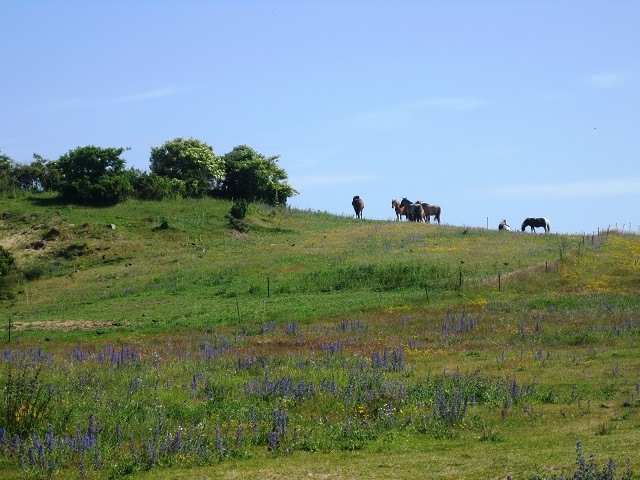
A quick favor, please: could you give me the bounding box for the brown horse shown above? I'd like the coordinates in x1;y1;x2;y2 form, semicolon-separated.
352;196;364;219
391;199;405;221
419;203;441;224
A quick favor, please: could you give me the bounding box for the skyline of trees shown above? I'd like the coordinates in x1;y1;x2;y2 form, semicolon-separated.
0;139;297;207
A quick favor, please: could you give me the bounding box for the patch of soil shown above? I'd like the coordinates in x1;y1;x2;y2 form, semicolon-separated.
10;320;123;331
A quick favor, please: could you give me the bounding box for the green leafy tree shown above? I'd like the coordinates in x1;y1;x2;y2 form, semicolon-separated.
149;137;224;198
12;154;59;192
220;145;297;205
55;145;132;205
0;151;16;194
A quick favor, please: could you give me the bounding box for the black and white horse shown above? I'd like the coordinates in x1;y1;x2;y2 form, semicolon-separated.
498;219;511;231
521;217;550;233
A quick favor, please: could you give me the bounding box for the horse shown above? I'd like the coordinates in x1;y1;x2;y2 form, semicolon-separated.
498;219;511;231
400;198;423;222
352;196;364;219
521;217;550;233
419;203;441;225
391;199;406;221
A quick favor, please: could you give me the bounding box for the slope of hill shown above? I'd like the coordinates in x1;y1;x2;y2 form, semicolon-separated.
2;193;621;339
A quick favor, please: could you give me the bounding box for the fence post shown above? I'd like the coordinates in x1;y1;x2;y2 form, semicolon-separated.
498;272;501;292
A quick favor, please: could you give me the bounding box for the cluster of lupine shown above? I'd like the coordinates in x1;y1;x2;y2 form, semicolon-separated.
0;414;103;478
67;343;142;367
371;346;405;372
441;308;478;337
528;440;633;480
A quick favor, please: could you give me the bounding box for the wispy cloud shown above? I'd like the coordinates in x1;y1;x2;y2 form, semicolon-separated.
493;178;640;198
291;173;382;189
47;85;200;110
585;71;629;88
351;96;488;130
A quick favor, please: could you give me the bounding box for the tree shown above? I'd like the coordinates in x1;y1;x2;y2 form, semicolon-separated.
55;145;132;205
0;151;16;194
149;138;224;198
220;145;297;205
12;154;59;193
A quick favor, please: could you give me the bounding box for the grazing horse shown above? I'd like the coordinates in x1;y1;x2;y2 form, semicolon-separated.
419;203;442;225
400;198;423;222
352;196;365;219
521;217;550;233
391;199;406;221
498;219;511;231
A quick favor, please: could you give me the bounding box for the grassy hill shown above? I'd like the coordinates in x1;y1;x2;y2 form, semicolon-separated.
0;193;639;479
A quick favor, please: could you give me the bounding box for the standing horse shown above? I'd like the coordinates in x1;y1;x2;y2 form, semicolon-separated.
400;198;423;222
419;203;442;225
391;199;406;221
521;217;550;233
352;196;365;219
498;219;511;231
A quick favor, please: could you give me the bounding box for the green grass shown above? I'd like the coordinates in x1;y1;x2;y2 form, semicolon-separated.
0;193;639;479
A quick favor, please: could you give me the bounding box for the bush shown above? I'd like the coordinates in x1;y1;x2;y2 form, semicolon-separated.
230;199;249;220
130;171;186;200
0;246;17;299
0;246;15;279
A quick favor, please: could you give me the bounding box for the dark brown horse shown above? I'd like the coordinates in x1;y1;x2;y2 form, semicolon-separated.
419;203;441;224
352;196;364;219
400;198;423;222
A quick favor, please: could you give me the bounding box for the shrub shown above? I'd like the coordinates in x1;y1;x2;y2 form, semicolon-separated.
1;364;54;437
0;246;15;279
230;199;249;220
0;246;17;299
130;171;186;200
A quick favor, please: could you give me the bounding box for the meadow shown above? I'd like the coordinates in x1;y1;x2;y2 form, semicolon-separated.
0;193;639;479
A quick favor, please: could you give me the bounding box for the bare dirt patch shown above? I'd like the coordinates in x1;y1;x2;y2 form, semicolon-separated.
10;320;123;331
0;231;34;249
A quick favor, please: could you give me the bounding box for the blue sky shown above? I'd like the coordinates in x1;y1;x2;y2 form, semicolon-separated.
2;1;639;234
